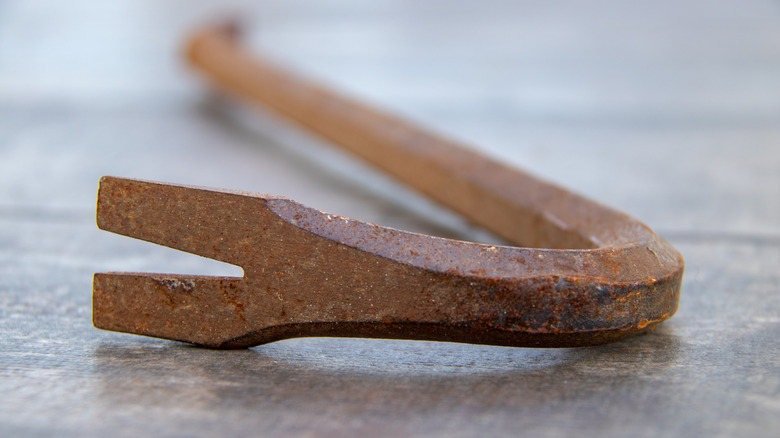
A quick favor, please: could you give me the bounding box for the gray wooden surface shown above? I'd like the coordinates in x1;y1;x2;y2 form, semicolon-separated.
2;1;779;437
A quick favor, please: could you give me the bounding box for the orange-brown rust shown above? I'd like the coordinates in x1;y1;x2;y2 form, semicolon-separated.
91;23;684;349
93;175;683;348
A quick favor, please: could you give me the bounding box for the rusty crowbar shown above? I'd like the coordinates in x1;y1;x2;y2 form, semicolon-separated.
92;24;684;348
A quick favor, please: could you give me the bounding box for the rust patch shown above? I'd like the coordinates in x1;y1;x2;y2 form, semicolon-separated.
90;23;684;349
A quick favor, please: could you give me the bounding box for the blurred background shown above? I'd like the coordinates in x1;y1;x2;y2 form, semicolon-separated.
3;0;779;237
1;1;778;437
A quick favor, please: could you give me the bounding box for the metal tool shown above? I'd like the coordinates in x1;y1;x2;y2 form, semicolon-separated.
93;24;684;348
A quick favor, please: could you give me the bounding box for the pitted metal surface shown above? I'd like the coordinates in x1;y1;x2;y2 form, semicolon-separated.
92;24;684;348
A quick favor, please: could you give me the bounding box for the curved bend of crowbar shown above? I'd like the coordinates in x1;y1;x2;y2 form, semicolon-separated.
92;24;684;348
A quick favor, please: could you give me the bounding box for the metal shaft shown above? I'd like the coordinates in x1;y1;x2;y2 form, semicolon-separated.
92;23;684;348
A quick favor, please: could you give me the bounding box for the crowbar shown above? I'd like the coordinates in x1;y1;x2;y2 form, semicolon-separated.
92;24;684;348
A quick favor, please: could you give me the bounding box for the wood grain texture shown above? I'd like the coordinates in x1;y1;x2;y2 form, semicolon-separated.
1;1;778;437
